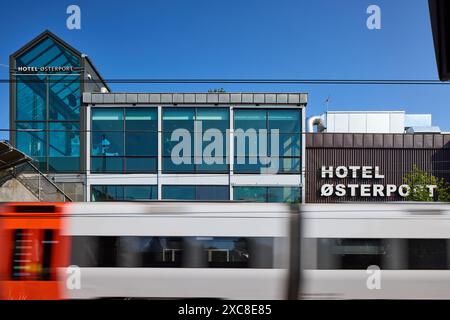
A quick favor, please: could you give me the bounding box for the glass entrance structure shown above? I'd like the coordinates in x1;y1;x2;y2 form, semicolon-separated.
10;31;307;202
10;30;110;201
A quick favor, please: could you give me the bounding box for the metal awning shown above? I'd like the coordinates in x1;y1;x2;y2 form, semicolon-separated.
0;141;31;171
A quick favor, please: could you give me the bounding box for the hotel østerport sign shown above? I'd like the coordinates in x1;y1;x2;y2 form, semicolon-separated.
16;66;75;73
319;166;437;198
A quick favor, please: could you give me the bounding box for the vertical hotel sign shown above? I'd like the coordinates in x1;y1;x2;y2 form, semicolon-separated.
319;166;437;198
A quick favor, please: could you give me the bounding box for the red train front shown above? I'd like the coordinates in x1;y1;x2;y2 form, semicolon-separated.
0;203;70;300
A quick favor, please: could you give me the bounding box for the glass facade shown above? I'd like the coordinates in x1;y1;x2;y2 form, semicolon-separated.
91;108;157;173
162;185;229;200
11;33;306;204
14;36;81;172
234;186;301;203
162;107;229;173
91;185;157;201
234;109;301;173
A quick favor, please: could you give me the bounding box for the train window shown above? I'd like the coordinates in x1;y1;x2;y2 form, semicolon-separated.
71;236;184;267
317;239;389;270
70;236;277;268
408;239;448;270
97;237;120;267
11;229;55;280
197;237;250;268
138;237;183;267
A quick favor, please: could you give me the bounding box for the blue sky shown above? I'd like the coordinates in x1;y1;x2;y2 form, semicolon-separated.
0;0;448;139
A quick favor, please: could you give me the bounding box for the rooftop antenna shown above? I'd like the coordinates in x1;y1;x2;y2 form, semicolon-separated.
324;95;331;113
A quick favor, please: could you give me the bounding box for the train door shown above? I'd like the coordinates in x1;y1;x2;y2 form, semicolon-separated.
0;203;70;300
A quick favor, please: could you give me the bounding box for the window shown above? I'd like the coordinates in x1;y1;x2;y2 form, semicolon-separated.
313;238;450;270
14;36;81;173
71;236;184;268
162;107;229;173
48;122;80;172
197;237;250;268
234;109;301;174
408;239;448;270
317;239;387;270
91;185;157;201
162;185;229;200
91;108;157;173
70;236;277;268
233;186;301;203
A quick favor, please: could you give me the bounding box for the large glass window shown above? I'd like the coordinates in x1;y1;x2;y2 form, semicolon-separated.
91;108;157;173
48;122;80;172
162;185;229;200
14;36;81;173
16;122;47;171
234;109;301;174
162;107;229;173
233;186;301;203
91;185;157;201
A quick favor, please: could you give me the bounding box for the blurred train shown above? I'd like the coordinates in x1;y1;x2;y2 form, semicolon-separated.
1;201;450;299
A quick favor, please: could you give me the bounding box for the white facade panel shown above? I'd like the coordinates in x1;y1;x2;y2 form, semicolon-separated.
366;113;390;133
348;113;367;133
389;113;405;133
333;113;350;132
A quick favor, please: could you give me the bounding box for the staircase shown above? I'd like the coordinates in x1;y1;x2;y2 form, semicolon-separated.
9;161;72;202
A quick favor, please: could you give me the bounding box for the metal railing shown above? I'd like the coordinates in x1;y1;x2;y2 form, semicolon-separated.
11;162;72;202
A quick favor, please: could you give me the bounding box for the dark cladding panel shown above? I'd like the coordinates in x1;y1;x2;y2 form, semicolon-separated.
306;133;314;148
354;134;363;148
324;134;334;147
403;135;413;148
383;134;394;148
313;134;323;147
393;135;404;148
424;134;434;148
306;133;450;203
364;134;374;148
334;134;343;148
444;135;450;148
414;135;424;148
343;134;353;147
373;134;383;148
434;134;444;148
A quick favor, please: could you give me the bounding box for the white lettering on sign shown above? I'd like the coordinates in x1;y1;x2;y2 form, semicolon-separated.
319;166;436;198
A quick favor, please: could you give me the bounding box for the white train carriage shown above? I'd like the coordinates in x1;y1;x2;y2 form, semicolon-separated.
299;203;450;299
63;202;294;300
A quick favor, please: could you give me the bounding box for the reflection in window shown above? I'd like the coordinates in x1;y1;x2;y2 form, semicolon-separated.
234;109;301;174
162;107;229;173
48;122;80;172
91;185;157;201
162;185;229;200
91;107;157;173
198;237;249;268
317;239;388;270
70;236;277;269
234;186;301;203
14;35;81;173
